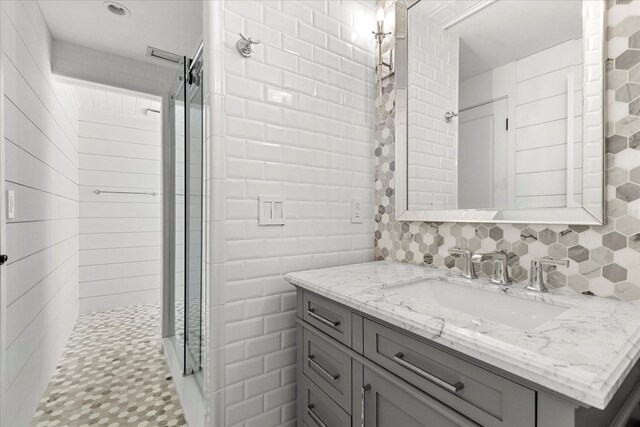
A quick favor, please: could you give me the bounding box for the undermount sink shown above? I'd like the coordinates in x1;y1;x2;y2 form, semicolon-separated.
390;279;569;331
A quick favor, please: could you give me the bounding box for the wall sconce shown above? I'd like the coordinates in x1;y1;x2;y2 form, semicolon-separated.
374;6;393;106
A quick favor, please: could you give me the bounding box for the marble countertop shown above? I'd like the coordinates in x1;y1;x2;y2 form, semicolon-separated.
285;261;640;409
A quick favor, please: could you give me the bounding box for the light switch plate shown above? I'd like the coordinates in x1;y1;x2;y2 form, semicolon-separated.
6;190;15;219
259;196;285;225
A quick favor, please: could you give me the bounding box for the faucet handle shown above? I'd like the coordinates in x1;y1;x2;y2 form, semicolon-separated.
527;258;570;292
536;258;570;268
448;248;477;279
471;251;511;286
449;248;471;257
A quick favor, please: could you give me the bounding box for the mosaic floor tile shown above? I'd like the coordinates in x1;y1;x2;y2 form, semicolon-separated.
31;305;186;427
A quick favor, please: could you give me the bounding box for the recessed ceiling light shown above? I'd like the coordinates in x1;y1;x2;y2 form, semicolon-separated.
104;1;130;16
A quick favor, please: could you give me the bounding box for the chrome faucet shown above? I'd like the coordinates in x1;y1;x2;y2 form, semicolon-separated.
471;251;511;286
448;248;476;279
527;258;570;292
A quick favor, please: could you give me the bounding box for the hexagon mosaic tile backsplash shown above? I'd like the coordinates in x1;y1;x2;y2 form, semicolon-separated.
374;0;640;302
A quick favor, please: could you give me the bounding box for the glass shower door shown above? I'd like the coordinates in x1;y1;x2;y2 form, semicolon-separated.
169;53;203;379
171;57;187;372
185;59;203;378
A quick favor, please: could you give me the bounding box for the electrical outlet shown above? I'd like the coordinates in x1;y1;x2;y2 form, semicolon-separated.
351;200;363;223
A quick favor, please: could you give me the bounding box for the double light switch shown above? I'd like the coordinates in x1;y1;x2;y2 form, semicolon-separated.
259;196;285;225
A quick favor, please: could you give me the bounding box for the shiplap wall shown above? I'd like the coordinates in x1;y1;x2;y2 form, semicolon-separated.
514;38;583;208
77;88;162;313
459;38;583;209
1;1;80;425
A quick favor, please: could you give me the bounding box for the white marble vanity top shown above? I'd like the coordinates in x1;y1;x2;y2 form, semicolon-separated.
285;261;640;409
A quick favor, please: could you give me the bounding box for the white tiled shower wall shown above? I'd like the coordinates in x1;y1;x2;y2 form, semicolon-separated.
1;1;80;425
203;1;376;425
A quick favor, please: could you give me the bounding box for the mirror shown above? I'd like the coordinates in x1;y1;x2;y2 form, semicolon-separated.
395;0;605;224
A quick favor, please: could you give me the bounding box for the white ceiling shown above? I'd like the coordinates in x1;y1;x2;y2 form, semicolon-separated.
73;84;161;116
412;0;583;81
38;0;201;68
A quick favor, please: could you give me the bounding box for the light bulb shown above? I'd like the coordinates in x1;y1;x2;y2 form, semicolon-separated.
376;7;385;33
376;7;385;25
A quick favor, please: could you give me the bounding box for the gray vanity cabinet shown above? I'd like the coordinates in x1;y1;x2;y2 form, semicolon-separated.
296;289;535;427
295;288;640;427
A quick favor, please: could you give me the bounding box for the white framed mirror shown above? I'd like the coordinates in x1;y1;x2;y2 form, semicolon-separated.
395;0;606;224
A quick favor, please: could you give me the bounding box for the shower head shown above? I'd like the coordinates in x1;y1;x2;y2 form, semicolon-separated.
146;46;182;65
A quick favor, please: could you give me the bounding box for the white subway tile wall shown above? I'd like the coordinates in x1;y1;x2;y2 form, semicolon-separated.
76;88;163;313
407;5;458;210
203;1;376;425
1;1;80;425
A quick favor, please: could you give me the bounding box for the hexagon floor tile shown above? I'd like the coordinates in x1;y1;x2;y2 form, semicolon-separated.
31;305;186;427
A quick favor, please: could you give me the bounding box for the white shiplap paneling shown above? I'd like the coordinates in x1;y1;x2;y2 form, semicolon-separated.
77;89;162;314
1;1;80;425
514;38;583;207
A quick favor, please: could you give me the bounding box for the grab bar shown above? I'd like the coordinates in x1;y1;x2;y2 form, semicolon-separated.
94;189;158;196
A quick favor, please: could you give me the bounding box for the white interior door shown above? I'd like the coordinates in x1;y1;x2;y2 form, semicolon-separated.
458;98;509;209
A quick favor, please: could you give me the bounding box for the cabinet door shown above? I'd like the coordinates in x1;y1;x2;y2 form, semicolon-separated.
362;367;478;427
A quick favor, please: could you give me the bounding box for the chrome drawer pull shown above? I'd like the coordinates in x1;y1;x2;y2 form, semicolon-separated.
393;352;464;393
361;384;371;427
308;308;341;328
307;404;328;427
308;354;340;381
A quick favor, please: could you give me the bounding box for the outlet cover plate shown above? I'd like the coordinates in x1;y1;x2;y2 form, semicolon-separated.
351;200;363;223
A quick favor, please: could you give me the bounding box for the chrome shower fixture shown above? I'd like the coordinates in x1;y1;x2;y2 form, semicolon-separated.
146;46;182;64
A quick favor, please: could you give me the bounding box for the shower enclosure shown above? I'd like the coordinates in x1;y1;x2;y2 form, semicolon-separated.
167;45;204;382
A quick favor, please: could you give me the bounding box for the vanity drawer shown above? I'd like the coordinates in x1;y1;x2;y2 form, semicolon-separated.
299;374;351;427
363;319;535;427
302;292;352;347
302;326;352;413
